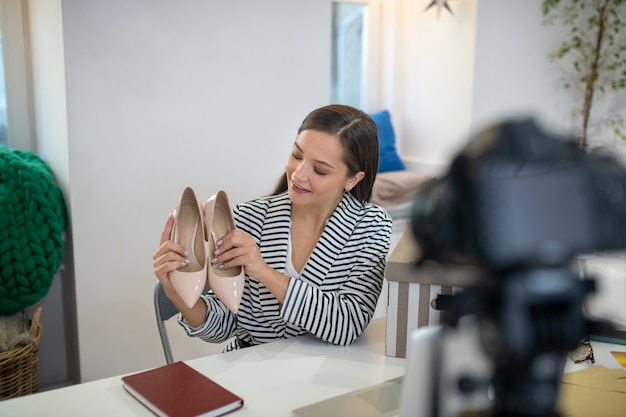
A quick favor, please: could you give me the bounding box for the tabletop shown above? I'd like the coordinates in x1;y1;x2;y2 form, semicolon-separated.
1;317;623;417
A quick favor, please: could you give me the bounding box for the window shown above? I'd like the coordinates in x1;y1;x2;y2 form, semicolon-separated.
332;2;366;108
0;22;8;147
0;0;36;150
331;0;381;111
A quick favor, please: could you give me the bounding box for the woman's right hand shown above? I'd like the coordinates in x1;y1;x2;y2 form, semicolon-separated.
152;214;208;326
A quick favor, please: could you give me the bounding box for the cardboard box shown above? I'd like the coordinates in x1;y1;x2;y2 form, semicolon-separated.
384;229;480;358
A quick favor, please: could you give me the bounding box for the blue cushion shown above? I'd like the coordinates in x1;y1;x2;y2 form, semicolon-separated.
370;110;405;172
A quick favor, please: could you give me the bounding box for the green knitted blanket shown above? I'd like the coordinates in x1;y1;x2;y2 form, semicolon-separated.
0;147;67;315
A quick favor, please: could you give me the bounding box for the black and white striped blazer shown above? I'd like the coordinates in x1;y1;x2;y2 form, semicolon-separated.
179;191;392;349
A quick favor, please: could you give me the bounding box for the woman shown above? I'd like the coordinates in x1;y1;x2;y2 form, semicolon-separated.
153;104;392;350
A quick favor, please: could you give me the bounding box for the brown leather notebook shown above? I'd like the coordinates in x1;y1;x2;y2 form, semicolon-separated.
121;361;244;417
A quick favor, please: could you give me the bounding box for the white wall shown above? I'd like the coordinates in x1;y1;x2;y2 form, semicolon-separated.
380;0;478;176
54;0;331;382
385;0;581;175
471;0;572;137
27;0;80;388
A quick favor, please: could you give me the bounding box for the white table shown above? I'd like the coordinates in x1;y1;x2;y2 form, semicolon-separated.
1;318;623;417
0;318;407;417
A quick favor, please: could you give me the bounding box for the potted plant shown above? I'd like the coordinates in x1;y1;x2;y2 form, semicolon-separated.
543;0;626;152
0;146;67;399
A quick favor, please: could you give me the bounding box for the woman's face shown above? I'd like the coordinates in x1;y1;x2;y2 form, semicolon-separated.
285;129;364;210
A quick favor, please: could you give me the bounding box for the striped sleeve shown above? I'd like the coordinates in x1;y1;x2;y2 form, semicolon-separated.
177;293;238;343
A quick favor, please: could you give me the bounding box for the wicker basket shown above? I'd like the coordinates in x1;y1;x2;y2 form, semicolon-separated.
0;306;42;400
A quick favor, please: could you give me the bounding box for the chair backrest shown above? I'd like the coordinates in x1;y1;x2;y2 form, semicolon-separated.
154;281;180;364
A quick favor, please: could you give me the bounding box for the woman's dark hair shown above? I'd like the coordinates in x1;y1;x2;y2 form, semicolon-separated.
271;104;379;203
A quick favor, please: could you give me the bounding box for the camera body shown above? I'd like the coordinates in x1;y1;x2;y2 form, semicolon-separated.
412;119;626;270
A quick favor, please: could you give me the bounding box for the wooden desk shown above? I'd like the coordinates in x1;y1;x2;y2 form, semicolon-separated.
0;318;406;416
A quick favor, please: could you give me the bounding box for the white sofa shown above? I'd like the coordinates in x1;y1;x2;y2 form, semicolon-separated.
370;170;433;249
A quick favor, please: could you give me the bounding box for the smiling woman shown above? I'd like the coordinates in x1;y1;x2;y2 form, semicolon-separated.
153;104;392;352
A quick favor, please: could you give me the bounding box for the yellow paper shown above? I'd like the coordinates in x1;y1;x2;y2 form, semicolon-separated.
558;383;626;417
611;351;626;367
557;366;626;417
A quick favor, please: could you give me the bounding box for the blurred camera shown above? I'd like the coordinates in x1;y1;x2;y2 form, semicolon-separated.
411;118;626;270
408;118;626;417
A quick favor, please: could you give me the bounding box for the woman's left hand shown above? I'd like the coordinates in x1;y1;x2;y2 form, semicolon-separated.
211;229;271;279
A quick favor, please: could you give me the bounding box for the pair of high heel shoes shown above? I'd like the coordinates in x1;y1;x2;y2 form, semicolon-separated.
168;187;244;314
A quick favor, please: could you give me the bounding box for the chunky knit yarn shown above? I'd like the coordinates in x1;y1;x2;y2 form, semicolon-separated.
0;147;67;315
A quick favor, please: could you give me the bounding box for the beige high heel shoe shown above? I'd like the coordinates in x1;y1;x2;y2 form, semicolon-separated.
168;187;207;309
205;190;244;314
